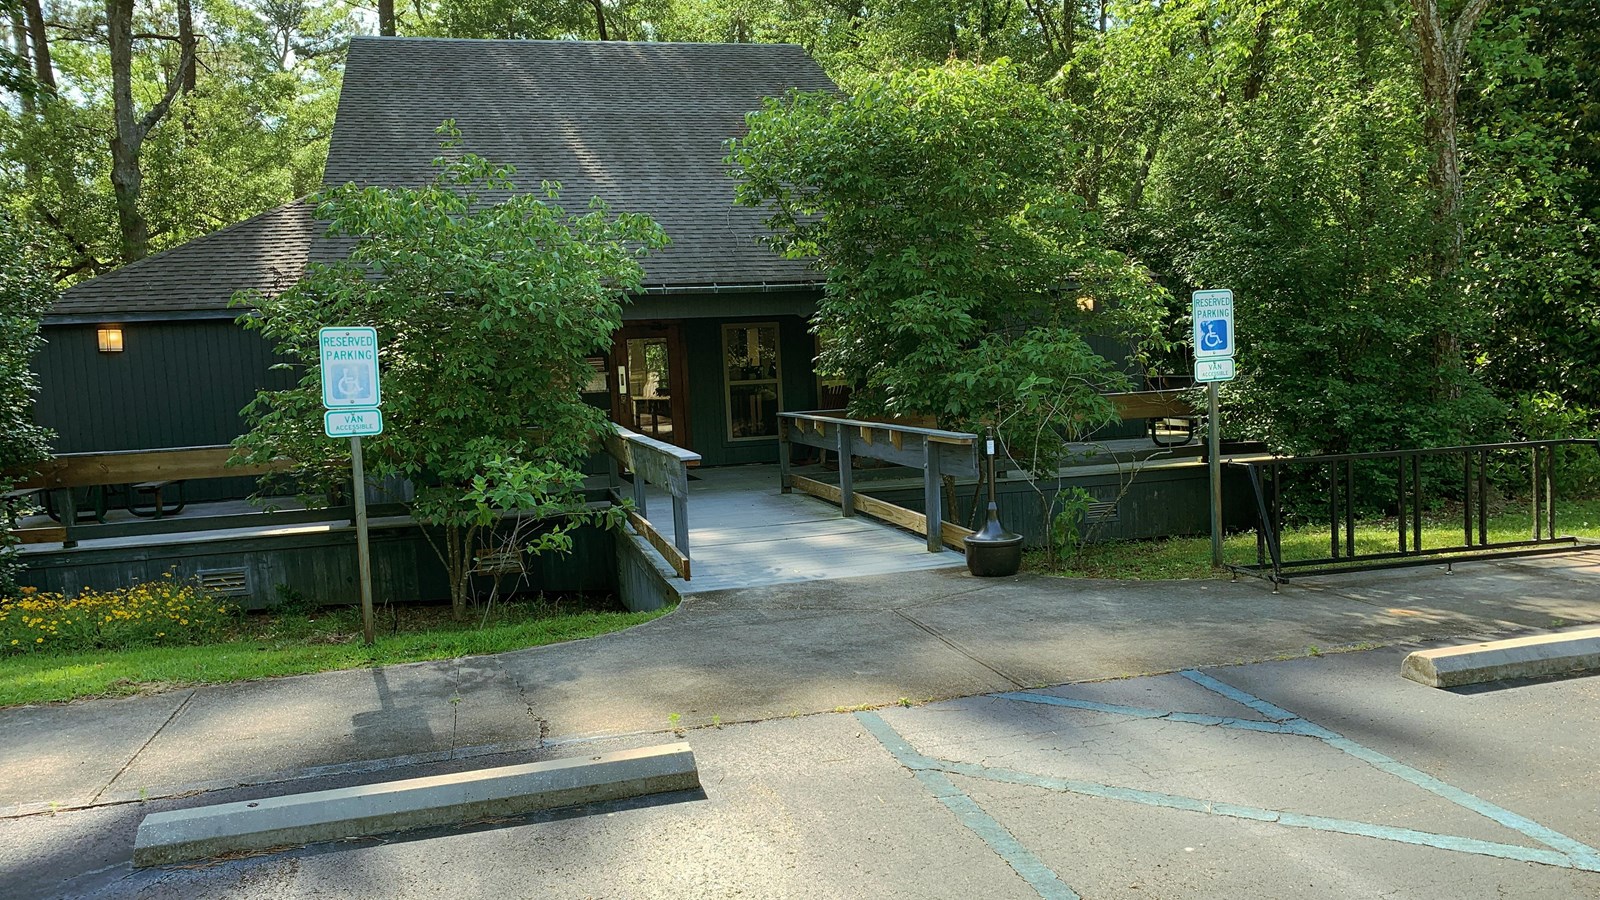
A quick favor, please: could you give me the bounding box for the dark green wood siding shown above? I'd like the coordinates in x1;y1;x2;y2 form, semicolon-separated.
34;320;292;453
20;521;617;609
682;315;818;467
32;320;293;501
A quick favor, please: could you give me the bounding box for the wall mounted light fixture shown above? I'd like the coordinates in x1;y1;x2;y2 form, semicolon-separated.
97;327;124;353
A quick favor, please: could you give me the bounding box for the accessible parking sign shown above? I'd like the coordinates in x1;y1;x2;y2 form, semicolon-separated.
1191;289;1235;361
319;327;382;409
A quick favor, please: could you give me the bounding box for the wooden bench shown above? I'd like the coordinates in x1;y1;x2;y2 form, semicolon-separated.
1107;391;1200;448
128;480;186;519
2;487;43;507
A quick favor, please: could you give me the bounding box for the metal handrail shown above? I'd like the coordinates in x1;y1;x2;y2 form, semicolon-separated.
1229;438;1600;587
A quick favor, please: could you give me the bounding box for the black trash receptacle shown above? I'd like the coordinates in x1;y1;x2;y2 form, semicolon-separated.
964;501;1023;577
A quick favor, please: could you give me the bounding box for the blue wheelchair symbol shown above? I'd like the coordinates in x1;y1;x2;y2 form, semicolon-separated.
1198;319;1229;352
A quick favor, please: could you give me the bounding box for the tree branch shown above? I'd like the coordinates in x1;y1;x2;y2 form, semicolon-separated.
1448;0;1492;69
135;34;193;136
37;207;105;281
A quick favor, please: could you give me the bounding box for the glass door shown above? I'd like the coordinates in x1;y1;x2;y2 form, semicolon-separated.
611;323;691;449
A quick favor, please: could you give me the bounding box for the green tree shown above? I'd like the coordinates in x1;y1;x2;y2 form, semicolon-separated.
232;128;669;618
729;61;1167;473
1;0;350;278
1463;0;1600;427
1089;0;1502;457
0;213;56;594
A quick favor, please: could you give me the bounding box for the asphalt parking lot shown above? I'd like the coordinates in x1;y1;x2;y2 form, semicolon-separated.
19;642;1595;899
857;651;1600;898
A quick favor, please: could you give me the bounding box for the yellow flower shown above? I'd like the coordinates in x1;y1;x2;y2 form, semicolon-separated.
35;637;43;643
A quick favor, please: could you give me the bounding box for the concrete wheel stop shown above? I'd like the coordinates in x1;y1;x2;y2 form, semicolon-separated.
133;742;700;867
1402;627;1600;688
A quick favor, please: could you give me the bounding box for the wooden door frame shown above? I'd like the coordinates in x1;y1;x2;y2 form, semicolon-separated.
610;321;693;452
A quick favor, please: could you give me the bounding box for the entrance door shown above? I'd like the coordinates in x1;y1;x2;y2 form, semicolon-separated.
611;322;691;450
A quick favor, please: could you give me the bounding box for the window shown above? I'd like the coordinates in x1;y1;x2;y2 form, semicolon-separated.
723;323;782;441
582;356;609;394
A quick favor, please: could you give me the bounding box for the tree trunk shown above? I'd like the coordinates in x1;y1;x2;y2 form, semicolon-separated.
1020;0;1072;58
11;13;32;115
1410;0;1490;282
589;0;608;40
106;0;148;262
1409;0;1491;373
379;0;395;36
1240;11;1273;103
178;0;196;94
446;522;465;618
22;0;53;93
105;0;194;263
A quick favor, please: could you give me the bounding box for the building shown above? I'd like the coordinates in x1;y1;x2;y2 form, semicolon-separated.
37;38;838;469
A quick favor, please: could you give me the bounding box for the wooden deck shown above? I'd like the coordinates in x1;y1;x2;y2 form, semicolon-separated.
15;467;968;599
633;464;967;595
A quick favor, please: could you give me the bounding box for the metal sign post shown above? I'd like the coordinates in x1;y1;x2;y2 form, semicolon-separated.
1192;290;1236;568
1207;383;1222;566
349;435;375;646
319;327;383;646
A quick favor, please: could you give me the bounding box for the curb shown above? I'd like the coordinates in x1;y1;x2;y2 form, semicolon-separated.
133;742;699;867
1401;628;1600;688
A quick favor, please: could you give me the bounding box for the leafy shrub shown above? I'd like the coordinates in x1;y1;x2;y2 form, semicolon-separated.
0;215;56;595
0;574;239;654
1513;392;1600;498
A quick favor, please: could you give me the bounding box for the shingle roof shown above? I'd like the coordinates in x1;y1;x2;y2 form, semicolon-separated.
51;201;317;319
55;38;833;319
327;37;833;288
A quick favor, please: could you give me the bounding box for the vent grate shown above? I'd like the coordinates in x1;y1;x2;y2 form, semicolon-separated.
473;549;525;576
1086;500;1119;522
196;568;250;597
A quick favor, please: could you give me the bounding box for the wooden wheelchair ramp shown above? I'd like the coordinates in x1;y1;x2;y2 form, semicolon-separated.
637;465;966;595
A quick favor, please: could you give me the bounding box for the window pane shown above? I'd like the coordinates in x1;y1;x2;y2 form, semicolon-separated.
628;338;671;397
726;325;779;382
729;383;780;439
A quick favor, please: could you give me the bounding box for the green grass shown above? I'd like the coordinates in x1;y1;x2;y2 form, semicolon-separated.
1030;498;1600;581
0;598;671;707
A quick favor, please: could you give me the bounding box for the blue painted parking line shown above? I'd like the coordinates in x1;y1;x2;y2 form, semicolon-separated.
857;712;1081;900
995;691;1314;735
941;673;1600;875
1178;669;1301;721
923;755;1585;871
1178;669;1600;872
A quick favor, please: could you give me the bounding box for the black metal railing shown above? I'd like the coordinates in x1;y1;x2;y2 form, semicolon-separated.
1229;439;1600;585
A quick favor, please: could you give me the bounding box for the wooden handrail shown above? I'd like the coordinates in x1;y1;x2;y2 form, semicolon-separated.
10;445;289;490
779;412;980;552
1107;391;1195;420
602;424;700;580
779;411;979;445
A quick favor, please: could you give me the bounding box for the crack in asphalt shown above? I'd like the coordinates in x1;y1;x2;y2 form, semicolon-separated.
891;607;1027;689
490;656;549;750
89;690;195;805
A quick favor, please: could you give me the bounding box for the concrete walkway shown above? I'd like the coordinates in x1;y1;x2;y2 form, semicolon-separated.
3;551;1600;819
